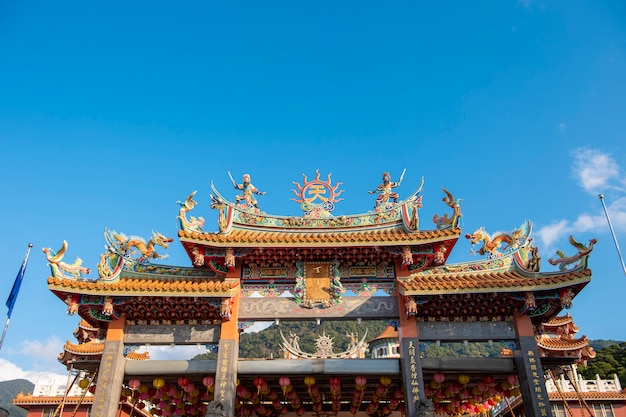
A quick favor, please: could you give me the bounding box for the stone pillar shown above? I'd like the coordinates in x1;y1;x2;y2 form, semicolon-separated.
92;316;126;417
396;261;426;417
513;311;551;417
213;268;241;417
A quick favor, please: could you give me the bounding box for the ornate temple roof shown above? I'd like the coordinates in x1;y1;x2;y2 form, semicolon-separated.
44;172;597;329
398;225;596;321
176;175;463;269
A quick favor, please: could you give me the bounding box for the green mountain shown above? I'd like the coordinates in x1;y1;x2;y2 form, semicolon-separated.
579;341;626;387
0;379;33;417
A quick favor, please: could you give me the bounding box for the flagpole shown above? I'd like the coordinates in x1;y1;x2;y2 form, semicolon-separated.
0;243;33;352
599;194;626;277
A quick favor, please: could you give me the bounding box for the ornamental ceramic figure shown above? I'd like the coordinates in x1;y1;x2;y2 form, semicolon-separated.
369;170;404;209
230;173;265;208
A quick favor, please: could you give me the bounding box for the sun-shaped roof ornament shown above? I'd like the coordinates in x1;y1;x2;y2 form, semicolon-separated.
291;170;345;218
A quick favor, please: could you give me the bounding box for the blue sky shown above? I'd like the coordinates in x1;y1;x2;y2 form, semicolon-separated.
1;1;626;383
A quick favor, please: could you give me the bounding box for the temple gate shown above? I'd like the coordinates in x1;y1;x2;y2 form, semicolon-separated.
46;171;596;417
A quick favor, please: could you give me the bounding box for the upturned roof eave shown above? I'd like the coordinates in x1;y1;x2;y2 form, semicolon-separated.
178;227;461;248
398;270;591;296
47;276;240;298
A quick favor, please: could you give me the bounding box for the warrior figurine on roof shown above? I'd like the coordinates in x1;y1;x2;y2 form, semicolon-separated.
369;169;405;210
229;172;265;209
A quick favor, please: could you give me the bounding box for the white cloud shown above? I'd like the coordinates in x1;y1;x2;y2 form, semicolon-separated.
536;219;570;249
20;337;65;370
572;148;620;194
0;357;67;384
572;212;606;232
147;345;206;361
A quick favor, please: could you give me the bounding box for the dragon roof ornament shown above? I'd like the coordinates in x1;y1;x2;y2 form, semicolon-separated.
465;221;532;258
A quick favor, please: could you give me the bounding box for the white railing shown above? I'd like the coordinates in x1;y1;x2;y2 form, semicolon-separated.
545;367;622;393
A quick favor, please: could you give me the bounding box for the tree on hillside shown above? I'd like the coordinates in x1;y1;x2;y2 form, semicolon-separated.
578;342;626;386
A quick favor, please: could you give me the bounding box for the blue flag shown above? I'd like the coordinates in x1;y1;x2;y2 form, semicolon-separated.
6;244;33;319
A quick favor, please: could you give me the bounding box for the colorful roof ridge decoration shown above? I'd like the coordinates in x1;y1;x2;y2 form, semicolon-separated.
177;190;205;233
42;240;91;280
280;329;369;359
179;174;461;272
204;173;432;233
291;169;345;216
400;223;596;320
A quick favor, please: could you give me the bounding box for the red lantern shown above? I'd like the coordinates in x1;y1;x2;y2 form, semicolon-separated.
433;372;445;384
178;377;189;388
202;376;215;387
355;375;367;387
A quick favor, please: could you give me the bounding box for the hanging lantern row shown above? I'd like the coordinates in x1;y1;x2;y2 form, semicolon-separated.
424;373;521;416
101;376;218;417
122;372;520;417
236;376;294;417
238;375;399;416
